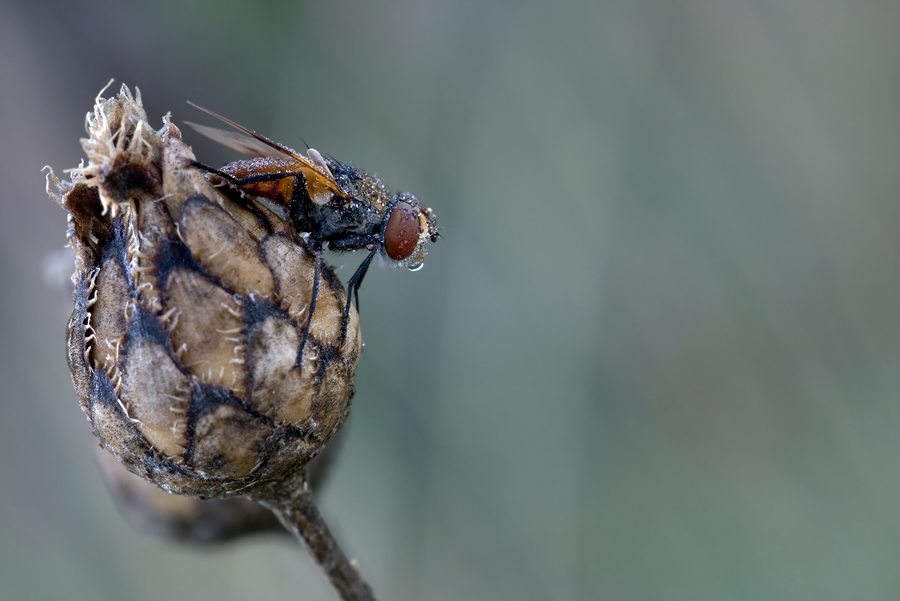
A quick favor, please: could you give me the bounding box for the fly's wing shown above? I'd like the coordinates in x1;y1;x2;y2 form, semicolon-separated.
185;103;347;203
184;120;287;159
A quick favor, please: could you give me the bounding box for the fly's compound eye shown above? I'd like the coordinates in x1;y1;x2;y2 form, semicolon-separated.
384;201;421;261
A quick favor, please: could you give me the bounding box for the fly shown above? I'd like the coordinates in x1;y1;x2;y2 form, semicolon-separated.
185;103;439;355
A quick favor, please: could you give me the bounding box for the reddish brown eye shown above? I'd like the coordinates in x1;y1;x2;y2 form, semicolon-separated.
384;201;420;260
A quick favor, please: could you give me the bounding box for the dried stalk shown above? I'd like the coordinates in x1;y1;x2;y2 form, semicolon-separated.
46;82;378;600
257;469;377;601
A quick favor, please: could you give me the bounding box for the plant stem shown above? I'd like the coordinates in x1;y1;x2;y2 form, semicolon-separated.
256;468;377;601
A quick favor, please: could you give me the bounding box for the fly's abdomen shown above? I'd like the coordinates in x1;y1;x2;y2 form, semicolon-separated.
221;156;303;207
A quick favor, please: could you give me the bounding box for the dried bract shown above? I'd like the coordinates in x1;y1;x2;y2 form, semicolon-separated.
46;85;362;499
95;448;287;543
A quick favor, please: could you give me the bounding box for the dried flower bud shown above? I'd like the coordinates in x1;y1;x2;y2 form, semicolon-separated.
46;85;362;499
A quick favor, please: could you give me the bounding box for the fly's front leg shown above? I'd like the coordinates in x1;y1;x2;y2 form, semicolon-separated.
342;248;378;343
328;236;380;344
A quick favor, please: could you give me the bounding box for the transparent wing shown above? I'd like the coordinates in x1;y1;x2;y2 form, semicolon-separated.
185;103;346;201
184;120;289;159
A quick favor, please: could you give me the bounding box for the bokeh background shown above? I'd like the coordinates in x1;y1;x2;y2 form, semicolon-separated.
3;0;900;599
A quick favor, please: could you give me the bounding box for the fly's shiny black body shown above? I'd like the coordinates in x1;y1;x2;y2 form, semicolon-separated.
185;104;438;358
292;159;389;244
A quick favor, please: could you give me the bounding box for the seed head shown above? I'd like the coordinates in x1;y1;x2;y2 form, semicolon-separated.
46;84;362;499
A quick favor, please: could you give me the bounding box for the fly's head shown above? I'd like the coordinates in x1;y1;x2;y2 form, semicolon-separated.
383;192;438;270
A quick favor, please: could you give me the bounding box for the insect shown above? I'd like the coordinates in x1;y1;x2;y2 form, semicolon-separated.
185;104;439;351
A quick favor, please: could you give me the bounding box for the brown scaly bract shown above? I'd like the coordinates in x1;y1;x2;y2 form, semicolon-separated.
45;84;362;499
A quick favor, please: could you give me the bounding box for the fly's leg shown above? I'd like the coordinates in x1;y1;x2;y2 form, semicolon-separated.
341;247;378;344
191;161;302;188
298;245;322;368
190;161;239;183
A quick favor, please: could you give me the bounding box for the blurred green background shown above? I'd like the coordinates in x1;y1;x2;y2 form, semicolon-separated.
3;0;900;599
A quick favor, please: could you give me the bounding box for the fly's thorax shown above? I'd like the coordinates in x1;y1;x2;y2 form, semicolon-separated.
326;158;391;216
304;194;385;241
285;161;389;242
48;85;362;498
